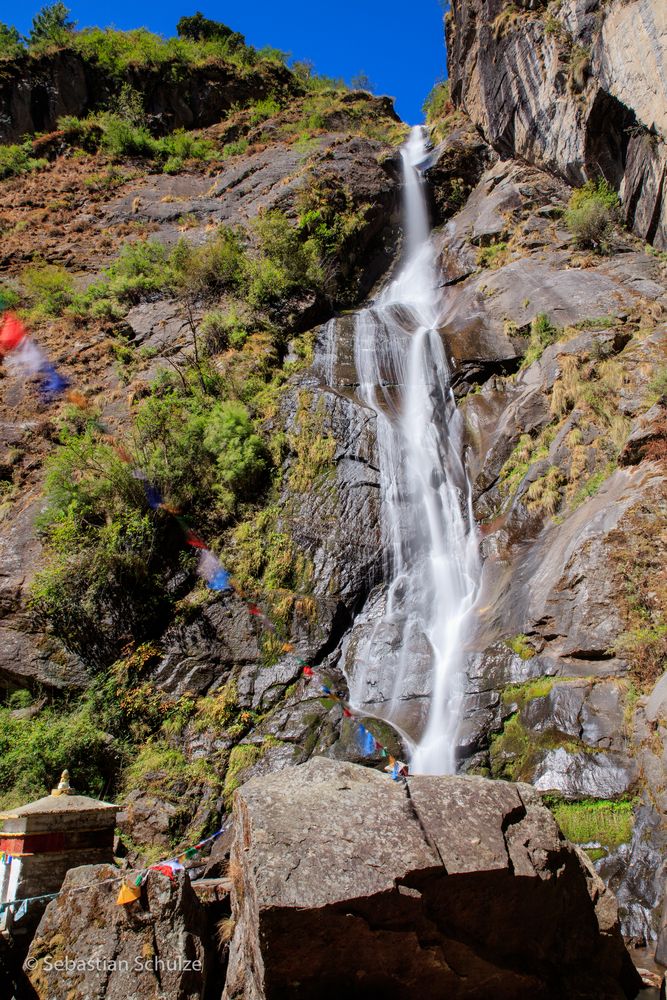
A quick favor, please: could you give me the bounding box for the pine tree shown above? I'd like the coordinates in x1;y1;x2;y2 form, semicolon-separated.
29;3;75;47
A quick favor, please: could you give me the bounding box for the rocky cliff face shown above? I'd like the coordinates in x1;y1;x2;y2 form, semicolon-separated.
2;11;667;995
0;49;300;143
447;0;667;247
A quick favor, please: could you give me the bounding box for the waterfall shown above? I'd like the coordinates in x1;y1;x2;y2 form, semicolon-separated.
348;126;481;775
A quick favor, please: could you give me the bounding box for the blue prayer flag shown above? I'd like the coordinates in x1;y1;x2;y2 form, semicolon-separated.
209;568;232;592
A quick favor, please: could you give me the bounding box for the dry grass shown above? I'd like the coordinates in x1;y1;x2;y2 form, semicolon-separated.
216;917;236;951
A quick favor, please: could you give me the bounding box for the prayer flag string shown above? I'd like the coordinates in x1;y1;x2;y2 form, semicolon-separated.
0;826;226;915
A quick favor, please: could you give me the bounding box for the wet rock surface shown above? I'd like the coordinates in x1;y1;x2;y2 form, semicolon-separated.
223;758;641;1000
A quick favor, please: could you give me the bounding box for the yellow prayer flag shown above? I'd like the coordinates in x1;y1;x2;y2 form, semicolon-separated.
116;883;142;906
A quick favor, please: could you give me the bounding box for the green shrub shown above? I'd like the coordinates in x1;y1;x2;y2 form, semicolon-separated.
200;306;250;353
0;285;19;311
648;365;667;403
100;115;156;158
247;210;322;304
565;179;620;253
23;263;75;316
83;238;173;311
223;138;249;158
163;155;184;175
176;12;245;49
223;743;263;803
157;128;215;163
204;401;269;498
30;428;169;664
72;24;258;76
171;227;245;298
423;80;450;122
477;241;508;269
0;143;47;180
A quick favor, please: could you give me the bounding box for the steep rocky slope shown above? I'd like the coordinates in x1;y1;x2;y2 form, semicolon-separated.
1;7;667;990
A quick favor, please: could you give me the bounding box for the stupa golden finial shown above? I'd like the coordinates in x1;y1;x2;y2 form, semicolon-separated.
51;769;74;796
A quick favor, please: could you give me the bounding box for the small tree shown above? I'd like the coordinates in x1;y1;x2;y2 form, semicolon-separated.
351;72;374;93
176;11;245;49
29;2;75;47
0;23;25;59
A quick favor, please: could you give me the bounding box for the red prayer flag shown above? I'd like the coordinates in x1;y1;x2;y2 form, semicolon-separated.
302;666;314;677
150;864;176;881
185;530;207;549
248;604;261;616
0;314;27;354
342;707;353;717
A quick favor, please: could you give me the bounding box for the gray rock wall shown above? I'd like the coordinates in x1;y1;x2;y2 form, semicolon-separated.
447;0;667;246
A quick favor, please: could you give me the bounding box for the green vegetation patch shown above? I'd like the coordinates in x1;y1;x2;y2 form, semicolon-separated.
501;677;558;710
489;707;593;784
504;634;539;661
547;797;634;852
0;698;121;810
223;743;263;804
565;179;620;254
521;312;559;368
0;143;48;180
477;241;509;270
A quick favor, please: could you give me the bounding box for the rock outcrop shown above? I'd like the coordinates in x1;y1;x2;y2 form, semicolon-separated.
0;48;300;143
223;758;641;1000
447;0;667;247
25;865;213;999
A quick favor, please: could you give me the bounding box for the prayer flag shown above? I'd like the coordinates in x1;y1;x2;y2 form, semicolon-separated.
4;336;45;377
38;362;69;401
116;883;142;906
184;529;207;549
0;313;27;353
281;643;294;653
209;568;231;591
302;666;314;677
342;707;353;718
150;860;184;880
145;484;163;509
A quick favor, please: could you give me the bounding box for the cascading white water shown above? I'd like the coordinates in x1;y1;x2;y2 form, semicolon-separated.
349;126;481;775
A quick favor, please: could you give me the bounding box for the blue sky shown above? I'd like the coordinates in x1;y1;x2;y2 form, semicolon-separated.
4;1;447;123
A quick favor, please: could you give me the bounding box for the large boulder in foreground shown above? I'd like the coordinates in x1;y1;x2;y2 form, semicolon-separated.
25;865;210;999
223;758;641;1000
